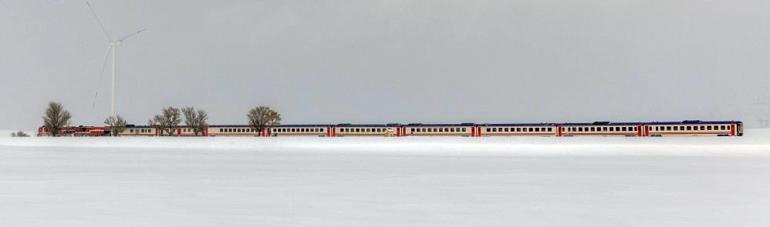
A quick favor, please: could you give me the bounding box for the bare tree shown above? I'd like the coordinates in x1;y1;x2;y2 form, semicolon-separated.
104;115;128;136
42;102;72;137
150;107;181;136
182;107;208;136
247;106;281;136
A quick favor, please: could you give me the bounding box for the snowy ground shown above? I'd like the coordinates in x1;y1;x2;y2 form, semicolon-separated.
1;131;770;226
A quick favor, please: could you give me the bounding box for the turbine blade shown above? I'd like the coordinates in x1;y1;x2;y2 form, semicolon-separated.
118;28;146;42
86;1;113;41
92;46;112;109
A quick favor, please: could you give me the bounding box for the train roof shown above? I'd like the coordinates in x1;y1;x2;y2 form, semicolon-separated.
643;120;741;125
480;123;556;127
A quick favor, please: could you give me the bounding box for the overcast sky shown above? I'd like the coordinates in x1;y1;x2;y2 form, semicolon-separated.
1;0;769;130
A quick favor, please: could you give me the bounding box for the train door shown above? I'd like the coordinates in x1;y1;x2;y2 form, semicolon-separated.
737;122;743;136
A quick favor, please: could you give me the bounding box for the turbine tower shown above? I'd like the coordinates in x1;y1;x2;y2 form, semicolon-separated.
86;1;145;118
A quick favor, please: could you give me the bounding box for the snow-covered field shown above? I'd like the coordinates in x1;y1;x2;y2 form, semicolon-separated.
1;130;770;226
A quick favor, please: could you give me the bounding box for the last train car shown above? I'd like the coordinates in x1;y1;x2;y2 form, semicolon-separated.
645;120;742;137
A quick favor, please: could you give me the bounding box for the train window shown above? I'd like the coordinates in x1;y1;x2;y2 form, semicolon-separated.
720;125;726;130
700;126;705;130
486;128;490;132
707;126;712;130
491;128;496;132
548;128;552;132
726;125;731;130
534;128;539;132
462;128;467;132
609;127;614;132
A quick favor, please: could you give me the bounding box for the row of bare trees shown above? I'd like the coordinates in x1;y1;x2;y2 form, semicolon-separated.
148;106;208;136
41;101;280;137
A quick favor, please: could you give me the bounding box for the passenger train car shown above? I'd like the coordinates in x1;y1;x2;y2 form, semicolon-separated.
38;120;743;137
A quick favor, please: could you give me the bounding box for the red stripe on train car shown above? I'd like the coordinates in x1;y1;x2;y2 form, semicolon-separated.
644;126;649;137
731;124;736;136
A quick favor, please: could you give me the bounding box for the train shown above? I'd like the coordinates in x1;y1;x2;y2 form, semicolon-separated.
38;120;744;137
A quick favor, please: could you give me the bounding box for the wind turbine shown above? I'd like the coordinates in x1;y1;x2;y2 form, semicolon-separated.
86;1;145;118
